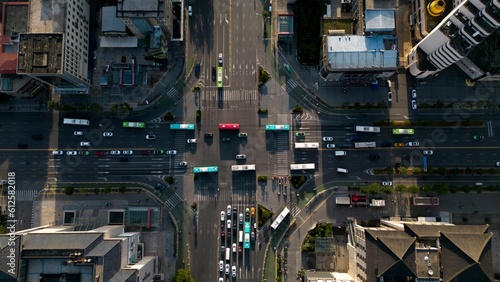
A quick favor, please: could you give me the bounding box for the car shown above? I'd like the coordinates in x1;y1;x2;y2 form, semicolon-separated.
179;161;187;166
66;151;77;155
407;141;420;147
219;278;223;282
95;151;106;156
188;5;192;16
326;144;335;148
219;260;224;272
250;207;255;217
141;150;152;155
32;134;43;141
146;134;156;140
221;231;225;237
369;154;379;160
322;137;333;141
232;266;236;277
239;213;243;224
218;53;223;65
236;154;246;159
17;143;28;149
227;205;232;215
238;246;243;255
227;220;231;229
473;135;484;140
250;232;255;242
212;67;216;82
155;183;166;191
52;150;64;155
350;135;360;141
205;132;213;137
222;137;231;142
74;131;83;136
187;139;197;143
122;150;133;155
423;150;433;155
380;142;393;147
295;132;305;137
233;207;238;217
382;181;393;186
153;150;165;155
411;89;417;98
166;150;177;155
103;132;113;137
245;208;250;217
238;133;248;137
232;243;237;252
80;141;91;147
110;150;121;155
119;157;129;162
388;92;393;102
394;143;405;147
220;211;225;221
496;162;500;167
78;151;90;156
225;264;230;275
194;62;200;74
411;100;417;110
338;143;352;148
402;155;411;160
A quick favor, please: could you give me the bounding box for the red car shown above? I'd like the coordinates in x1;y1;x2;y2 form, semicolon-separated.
95;151;106;156
141;150;152;155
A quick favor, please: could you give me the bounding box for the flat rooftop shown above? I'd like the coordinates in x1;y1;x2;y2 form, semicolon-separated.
116;0;165;18
17;33;63;74
28;0;67;33
2;2;29;36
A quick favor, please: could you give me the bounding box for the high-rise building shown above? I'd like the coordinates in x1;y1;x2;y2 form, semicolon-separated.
406;0;500;81
17;0;91;94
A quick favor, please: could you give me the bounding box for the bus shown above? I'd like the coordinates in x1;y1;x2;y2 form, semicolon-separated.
122;121;146;128
265;124;290;131
231;165;256;171
170;124;195;130
244;222;251;233
217;66;223;88
290;163;315;170
355;126;380;133
392;128;415;135
413;197;439;206
193;166;218;173
294;142;319;149
354;142;376;148
219;123;240;130
63;118;90;126
244;233;250;249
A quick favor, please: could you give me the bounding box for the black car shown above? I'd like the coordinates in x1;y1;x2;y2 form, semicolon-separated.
369;154;380;160
222;137;231;142
402;155;411;160
155;183;166;191
212;67;216;82
17;143;28;149
119;157;129;162
338;143;352;148
195;62;200;75
205;133;213;138
32;134;43;141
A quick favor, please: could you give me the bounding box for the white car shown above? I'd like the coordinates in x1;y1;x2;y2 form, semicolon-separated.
52;150;64;155
232;266;236;277
411;89;417;98
407;141;420;147
166;150;177;155
382;181;393;186
225;264;230;275
80;141;90;147
74;131;83;136
322;137;333;141
219;278;223;282
188;5;192;16
236;154;246;159
146;134;156;140
496;161;500;167
103;132;113;137
232;243;237;252
220;211;225;221
411;100;417;110
326;144;335;148
179;161;187;166
388;92;393;102
218;53;223;64
219;260;224;272
187;139;197;143
227;205;232;215
66;151;77;155
110;150;121;155
122;150;133;155
239;213;243;224
423;150;433;155
227;220;231;229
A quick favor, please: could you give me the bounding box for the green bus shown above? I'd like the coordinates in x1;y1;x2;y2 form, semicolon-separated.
217;67;223;88
392;128;415;135
265;124;290;131
193;166;218;173
170;124;195;130
123;122;146;128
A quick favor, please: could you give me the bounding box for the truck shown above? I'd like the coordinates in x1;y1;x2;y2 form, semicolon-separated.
335;151;347;156
63;118;90;126
225;247;231;261
371;199;386;206
336;196;351;205
354;142;376;148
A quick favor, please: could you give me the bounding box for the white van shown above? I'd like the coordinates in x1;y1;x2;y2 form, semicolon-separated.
337;168;348;173
335;151;347;156
239;231;243;243
225;248;231;261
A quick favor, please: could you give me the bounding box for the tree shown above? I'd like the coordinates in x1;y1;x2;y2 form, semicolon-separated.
432;183;449;195
408;185;420;194
412;167;422;175
437;167;447;176
361;183;380;195
166;176;175;184
476;168;484;175
398;166;408;175
104;184;112;194
64;186;75;195
164;112;174;121
488;168;496;175
451;168;460;176
381;186;393;194
119;185;126;193
385;166;394;175
93;187;100;195
172;268;195;282
465;167;473;174
395;184;407;193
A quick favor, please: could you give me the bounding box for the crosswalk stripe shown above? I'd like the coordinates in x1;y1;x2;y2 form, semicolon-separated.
284;79;298;92
15;190;38;202
164;193;183;210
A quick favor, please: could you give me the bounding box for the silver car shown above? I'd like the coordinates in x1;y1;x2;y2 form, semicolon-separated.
110;150;121;155
322;137;333;142
423;150;433;155
166;150;177;155
74;131;83;136
236;154;246;159
122;150;133;155
103;132;113;137
66;151;77;155
80;141;91;147
382;181;393;186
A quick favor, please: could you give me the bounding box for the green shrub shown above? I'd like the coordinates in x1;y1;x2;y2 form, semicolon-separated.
93;187;100;195
119;185;126;193
64;186;75;195
166;176;175;184
196;110;201;122
292;105;303;113
104;184;112;194
258;108;268;114
164;112;174;121
257;175;268;182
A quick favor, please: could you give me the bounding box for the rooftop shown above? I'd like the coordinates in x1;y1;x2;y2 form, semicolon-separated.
365;10;395;32
102;6;126;33
116;0;165;18
28;0;67;33
17;33;63;74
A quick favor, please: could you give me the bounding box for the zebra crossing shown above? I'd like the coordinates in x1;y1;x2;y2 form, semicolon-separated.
197;189;255;202
276;133;290;175
164;193;183;210
203;89;258;101
282;79;299;93
285;201;301;217
165;87;182;104
15;190;38;202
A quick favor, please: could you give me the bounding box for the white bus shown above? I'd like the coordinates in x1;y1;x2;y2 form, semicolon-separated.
290;163;315;170
63;118;90;126
294;142;319;149
225;247;231;261
231;165;256;171
355;126;380;133
354;142;376;148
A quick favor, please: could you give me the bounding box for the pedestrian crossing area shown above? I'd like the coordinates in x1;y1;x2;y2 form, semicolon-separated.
164;193;183;210
203;89;258;101
276;133;290;176
197;189;255;202
165;87;182;104
285;201;301;217
15;190;38;202
282;79;299;93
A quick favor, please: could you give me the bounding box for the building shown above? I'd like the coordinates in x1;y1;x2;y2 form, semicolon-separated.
17;0;91;94
0;225;159;282
116;0;165;39
406;0;500;81
347;218;494;282
304;271;355;282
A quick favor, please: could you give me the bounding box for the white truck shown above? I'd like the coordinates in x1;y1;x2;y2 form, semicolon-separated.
335;151;347;156
335;196;351;205
354;142;376;148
